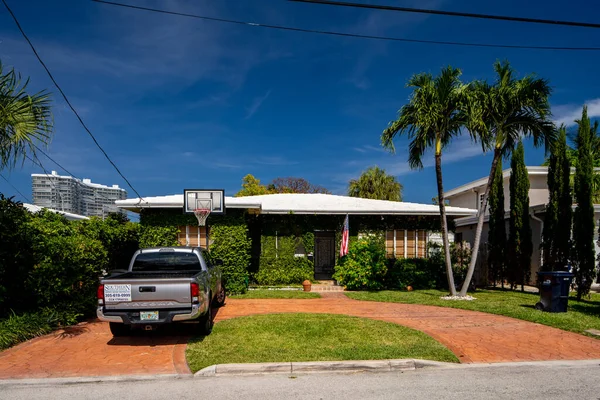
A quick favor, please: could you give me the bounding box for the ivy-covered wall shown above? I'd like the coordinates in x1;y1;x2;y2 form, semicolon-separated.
138;209;446;288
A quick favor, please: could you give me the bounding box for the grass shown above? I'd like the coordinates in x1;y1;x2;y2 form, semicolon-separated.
186;313;458;372
230;290;321;299
345;289;600;338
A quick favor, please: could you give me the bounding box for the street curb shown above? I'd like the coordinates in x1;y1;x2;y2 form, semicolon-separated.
0;374;188;387
194;359;428;376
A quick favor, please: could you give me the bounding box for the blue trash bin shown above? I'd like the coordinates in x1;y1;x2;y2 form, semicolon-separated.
535;271;573;313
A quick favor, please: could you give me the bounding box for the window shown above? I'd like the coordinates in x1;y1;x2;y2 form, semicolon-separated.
132;252;202;272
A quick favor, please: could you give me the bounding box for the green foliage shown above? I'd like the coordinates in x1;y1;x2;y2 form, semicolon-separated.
77;215;140;271
139;225;179;248
508;142;532;290
235;174;272;197
0;308;80;351
209;216;252;294
384;258;444;290
488;158;507;284
27;210;108;314
254;257;314;285
428;241;472;288
0;195;35;315
334;237;387;290
542;127;572;272
573;106;597;299
348;166;403;201
0;63;53;170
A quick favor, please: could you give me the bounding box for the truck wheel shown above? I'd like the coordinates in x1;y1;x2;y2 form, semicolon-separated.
109;322;130;337
214;285;226;307
197;302;214;336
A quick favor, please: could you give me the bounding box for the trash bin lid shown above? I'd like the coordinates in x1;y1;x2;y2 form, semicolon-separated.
537;271;574;277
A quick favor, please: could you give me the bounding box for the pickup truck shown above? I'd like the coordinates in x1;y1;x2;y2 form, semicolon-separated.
97;247;225;337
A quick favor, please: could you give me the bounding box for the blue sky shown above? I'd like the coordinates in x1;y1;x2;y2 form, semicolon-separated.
1;0;600;207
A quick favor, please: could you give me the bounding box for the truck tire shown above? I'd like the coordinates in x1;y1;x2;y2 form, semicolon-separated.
197;302;214;336
109;322;130;337
213;285;226;307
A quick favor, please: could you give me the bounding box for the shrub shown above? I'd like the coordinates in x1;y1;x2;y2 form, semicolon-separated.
210;217;252;294
254;257;314;285
139;225;179;248
28;211;108;316
0;195;36;315
428;241;472;286
334;237;387;290
0;308;80;351
385;258;445;290
77;215;140;271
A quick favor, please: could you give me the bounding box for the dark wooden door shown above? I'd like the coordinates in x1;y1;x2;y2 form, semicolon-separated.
314;231;336;279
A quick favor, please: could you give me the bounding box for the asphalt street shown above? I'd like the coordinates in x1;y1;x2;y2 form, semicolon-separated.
1;360;599;400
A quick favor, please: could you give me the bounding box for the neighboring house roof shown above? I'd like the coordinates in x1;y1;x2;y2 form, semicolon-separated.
23;203;89;221
445;166;600;198
444;166;550;198
116;193;477;216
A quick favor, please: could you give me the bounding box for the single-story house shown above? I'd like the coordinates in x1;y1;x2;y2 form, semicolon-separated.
445;166;600;284
117;193;475;280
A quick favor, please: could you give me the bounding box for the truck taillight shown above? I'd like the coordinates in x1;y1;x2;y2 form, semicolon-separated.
191;283;200;303
97;284;104;305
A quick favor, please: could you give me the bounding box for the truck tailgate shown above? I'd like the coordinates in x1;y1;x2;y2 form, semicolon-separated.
103;278;193;310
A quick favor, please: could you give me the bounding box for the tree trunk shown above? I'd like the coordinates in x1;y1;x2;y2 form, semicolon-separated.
459;148;502;297
435;150;457;296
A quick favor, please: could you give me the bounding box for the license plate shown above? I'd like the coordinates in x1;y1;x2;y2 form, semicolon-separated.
140;311;159;321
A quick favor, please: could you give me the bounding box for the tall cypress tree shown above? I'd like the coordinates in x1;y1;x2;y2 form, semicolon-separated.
542;126;572;271
488;159;507;286
573;106;596;300
508;142;533;291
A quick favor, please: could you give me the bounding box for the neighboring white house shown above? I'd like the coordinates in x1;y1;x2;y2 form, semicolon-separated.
445;166;600;284
23;203;89;221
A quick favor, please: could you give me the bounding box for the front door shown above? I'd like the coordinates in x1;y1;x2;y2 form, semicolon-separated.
314;231;336;279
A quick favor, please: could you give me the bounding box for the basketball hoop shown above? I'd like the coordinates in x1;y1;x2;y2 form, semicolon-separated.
193;208;210;226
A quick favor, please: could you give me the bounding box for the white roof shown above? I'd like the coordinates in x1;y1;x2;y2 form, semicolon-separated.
23;203;89;220
116;193;476;216
444;166;549;198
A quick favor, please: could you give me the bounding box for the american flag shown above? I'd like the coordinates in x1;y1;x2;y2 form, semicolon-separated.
340;214;349;257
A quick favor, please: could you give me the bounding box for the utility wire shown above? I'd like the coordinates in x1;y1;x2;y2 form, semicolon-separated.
91;0;600;51
290;0;600;29
1;0;144;200
0;173;31;203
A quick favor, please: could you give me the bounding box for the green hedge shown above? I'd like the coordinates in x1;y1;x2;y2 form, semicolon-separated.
334;237;387;290
384;258;446;290
254;257;314;285
209;216;252;294
139;225;179;248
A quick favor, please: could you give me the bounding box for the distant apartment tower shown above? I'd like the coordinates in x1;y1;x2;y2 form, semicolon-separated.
31;171;127;218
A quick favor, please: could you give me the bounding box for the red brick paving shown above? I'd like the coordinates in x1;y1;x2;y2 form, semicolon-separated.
2;293;600;379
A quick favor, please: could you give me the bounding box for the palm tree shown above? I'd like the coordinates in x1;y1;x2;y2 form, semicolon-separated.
348;166;403;201
0;63;52;170
382;66;466;296
458;60;554;296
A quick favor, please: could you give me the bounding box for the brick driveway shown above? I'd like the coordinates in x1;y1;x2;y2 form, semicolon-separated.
2;293;600;379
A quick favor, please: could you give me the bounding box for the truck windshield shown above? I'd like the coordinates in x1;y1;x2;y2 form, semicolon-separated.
132;252;202;272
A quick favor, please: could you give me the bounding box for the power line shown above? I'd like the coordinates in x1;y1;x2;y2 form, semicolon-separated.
0;173;31;203
1;0;144;200
290;0;600;29
91;0;600;52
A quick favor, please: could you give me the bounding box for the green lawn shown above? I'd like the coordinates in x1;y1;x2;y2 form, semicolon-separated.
345;289;600;337
230;290;321;299
186;313;458;372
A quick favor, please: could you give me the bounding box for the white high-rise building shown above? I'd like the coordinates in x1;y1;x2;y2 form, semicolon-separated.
31;171;127;218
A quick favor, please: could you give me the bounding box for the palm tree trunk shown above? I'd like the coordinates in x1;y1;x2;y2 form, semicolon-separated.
435;150;457;296
459;148;502;297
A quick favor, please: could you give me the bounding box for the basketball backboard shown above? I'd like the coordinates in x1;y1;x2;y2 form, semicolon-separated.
183;189;225;214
